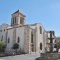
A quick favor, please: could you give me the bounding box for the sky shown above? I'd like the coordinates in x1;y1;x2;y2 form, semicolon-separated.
0;0;60;36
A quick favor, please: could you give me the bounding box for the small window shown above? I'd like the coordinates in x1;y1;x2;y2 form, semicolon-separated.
1;36;3;41
40;26;42;34
20;17;24;24
31;32;33;43
1;30;2;32
13;17;14;24
15;17;16;23
54;44;57;48
4;29;5;32
55;40;56;43
53;31;54;36
31;44;34;52
40;43;42;50
17;37;20;43
8;38;10;43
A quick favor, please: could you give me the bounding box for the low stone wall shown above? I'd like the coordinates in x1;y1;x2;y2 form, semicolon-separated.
36;53;60;60
36;57;57;60
0;53;5;57
41;53;60;59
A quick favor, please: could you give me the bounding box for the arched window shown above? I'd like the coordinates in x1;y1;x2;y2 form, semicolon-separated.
4;29;5;32
13;17;14;24
1;30;2;32
15;17;16;23
54;44;57;48
55;40;56;43
1;36;3;41
40;43;42;50
20;17;24;24
8;38;10;43
31;32;33;43
17;37;20;43
40;26;42;34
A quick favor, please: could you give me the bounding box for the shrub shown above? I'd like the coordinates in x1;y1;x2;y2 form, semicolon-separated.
0;41;6;53
12;43;19;53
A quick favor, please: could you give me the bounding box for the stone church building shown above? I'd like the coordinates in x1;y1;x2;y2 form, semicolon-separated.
0;10;56;53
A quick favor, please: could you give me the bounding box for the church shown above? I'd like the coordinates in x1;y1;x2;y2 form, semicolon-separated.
0;10;56;54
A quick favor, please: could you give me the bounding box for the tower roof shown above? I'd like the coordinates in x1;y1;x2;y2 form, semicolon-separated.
12;10;26;17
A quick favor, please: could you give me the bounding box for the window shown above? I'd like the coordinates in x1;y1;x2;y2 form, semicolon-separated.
31;32;33;43
20;17;24;24
15;17;16;23
13;17;14;24
4;29;5;32
40;43;42;50
0;30;2;32
40;26;42;34
17;37;20;43
54;44;57;48
8;38;10;43
0;30;1;32
1;36;3;41
52;31;54;36
55;40;56;43
31;44;34;52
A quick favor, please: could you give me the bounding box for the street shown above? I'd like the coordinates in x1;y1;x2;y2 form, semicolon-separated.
0;53;40;60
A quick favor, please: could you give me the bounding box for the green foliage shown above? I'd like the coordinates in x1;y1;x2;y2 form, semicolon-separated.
0;41;6;52
12;43;19;53
12;43;19;50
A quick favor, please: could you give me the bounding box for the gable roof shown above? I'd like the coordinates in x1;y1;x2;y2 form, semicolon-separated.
12;10;26;17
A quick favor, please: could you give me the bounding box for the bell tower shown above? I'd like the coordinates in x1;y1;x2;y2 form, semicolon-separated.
11;10;26;26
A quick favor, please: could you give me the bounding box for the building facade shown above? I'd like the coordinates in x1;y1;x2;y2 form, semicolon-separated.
56;37;60;43
46;31;56;52
0;10;56;54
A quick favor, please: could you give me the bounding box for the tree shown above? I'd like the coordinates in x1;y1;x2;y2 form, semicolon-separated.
0;41;6;53
12;43;19;53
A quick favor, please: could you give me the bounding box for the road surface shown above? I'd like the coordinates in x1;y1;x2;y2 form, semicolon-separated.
0;53;40;60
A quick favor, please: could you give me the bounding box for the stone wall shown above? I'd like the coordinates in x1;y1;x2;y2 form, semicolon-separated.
41;53;60;59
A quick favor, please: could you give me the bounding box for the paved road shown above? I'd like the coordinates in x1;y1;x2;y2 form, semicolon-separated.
0;53;40;60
